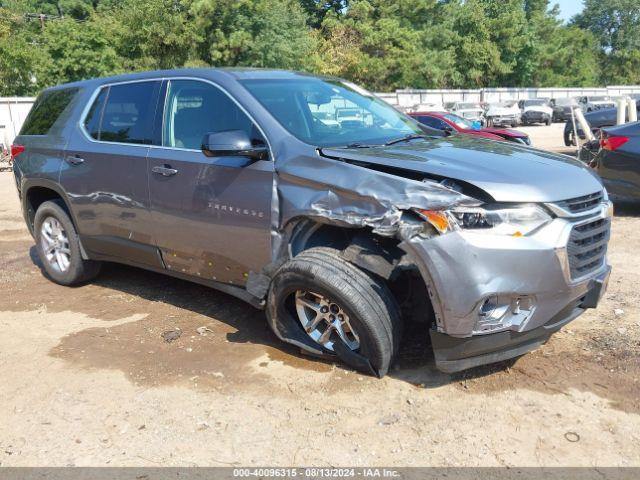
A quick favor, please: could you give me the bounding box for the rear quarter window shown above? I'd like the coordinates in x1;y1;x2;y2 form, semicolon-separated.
415;115;445;130
20;87;79;136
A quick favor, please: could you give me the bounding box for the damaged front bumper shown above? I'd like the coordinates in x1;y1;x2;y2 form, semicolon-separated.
430;266;610;373
403;201;612;373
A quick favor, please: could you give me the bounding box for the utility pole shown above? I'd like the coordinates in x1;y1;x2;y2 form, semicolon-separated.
24;13;61;30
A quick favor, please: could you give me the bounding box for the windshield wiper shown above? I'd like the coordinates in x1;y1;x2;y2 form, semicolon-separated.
384;133;428;146
343;142;383;148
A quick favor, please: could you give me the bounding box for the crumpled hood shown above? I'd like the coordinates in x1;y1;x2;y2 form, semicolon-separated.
456;108;483;116
320;135;603;203
523;105;553;115
486;106;518;116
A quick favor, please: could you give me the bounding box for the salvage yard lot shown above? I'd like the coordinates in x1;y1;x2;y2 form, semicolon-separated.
1;124;639;467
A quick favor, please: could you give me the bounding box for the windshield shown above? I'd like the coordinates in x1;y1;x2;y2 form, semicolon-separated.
457;102;481;110
524;99;549;107
241;78;424;147
554;98;575;106
443;113;474;129
489;101;516;109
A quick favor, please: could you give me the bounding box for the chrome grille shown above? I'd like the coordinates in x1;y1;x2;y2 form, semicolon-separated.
557;191;603;215
567;217;610;279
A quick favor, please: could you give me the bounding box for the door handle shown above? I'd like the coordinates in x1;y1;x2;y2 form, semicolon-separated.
65;155;85;165
152;165;178;177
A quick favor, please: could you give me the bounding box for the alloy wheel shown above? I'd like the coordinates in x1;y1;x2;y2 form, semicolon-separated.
40;216;71;273
294;290;360;351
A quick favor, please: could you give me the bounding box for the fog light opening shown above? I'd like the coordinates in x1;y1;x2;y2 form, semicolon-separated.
479;295;510;320
474;294;535;335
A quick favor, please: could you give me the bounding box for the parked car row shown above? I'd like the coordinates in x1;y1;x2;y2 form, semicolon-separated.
405;94;640;129
409;98;555;127
409;111;531;145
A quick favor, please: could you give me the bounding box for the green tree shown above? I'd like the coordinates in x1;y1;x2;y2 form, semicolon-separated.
573;0;640;84
0;7;45;95
188;0;317;70
37;17;122;87
106;0;199;71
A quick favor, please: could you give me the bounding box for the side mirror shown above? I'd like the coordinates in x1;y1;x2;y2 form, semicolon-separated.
201;130;268;160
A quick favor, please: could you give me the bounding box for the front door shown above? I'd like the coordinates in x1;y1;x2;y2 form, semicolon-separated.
147;79;273;286
60;80;162;267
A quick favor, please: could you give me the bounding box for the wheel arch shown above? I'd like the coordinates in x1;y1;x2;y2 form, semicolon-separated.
22;179;79;239
285;217;438;331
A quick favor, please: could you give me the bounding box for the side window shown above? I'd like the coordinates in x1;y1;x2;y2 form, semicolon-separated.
99;81;160;145
83;88;108;140
20;87;79;136
162;79;264;150
415;116;445;130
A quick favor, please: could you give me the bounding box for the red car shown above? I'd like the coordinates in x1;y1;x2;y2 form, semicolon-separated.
410;111;531;145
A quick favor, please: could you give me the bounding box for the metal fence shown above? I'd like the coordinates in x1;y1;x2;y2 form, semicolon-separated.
3;86;640;147
0;97;35;148
376;86;640;108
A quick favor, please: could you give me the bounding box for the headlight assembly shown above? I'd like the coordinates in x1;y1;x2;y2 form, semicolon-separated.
415;204;552;236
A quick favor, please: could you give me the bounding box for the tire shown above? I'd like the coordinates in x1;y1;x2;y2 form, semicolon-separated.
34;200;101;286
545;118;551;126
267;247;402;377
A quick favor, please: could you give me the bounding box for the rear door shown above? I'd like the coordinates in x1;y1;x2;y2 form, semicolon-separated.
60;80;163;267
147;78;273;285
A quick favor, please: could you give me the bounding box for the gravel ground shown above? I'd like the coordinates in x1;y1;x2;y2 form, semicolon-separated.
517;122;575;154
0;125;638;467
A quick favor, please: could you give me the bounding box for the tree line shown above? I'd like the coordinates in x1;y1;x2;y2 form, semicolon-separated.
0;0;639;96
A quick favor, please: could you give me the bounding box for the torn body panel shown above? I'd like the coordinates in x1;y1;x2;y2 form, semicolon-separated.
274;151;476;240
260;147;476;359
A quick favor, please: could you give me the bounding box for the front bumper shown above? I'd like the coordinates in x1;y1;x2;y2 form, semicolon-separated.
487;115;518;126
553;109;572;121
523;111;551;123
402;201;612;373
430;266;610;372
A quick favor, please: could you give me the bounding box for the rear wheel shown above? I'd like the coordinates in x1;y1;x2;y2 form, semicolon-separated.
267;247;402;377
34;200;101;286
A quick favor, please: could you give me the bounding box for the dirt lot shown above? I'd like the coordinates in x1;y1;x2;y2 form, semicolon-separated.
519;122;573;154
1;125;639;467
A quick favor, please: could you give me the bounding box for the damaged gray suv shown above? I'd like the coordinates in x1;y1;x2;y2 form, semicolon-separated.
12;69;612;377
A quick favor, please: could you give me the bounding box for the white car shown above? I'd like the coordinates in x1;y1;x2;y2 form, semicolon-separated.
335;107;365;127
448;102;484;125
485;101;521;127
579;95;616;112
518;99;553;125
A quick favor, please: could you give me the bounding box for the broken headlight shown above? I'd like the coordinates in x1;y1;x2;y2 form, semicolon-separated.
415;204;552;236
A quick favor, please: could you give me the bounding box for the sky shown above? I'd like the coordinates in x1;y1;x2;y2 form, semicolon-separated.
555;0;584;22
